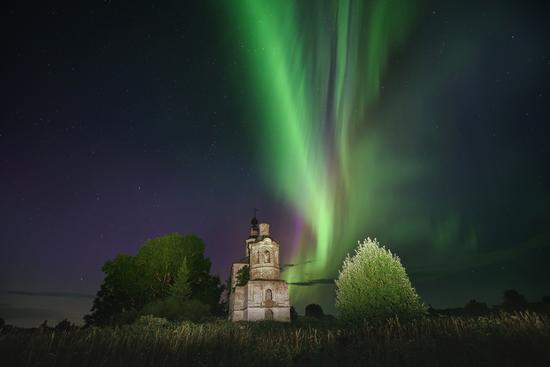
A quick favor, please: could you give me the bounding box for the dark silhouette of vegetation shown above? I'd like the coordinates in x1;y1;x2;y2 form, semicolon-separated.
431;290;550;317
2;313;549;366
305;304;324;319
0;318;4;328
464;299;489;316
38;320;49;332
235;265;250;286
502;289;528;311
84;233;223;326
54;319;74;332
290;306;298;323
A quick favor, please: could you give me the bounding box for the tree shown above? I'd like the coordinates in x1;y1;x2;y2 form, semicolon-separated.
135;234;214;302
85;233;223;325
54;319;73;331
84;254;142;326
289;306;298;323
335;238;427;322
464;299;489;316
0;318;4;328
305;304;324;319
235;265;250;286
502;289;527;311
170;259;191;301
38;320;49;332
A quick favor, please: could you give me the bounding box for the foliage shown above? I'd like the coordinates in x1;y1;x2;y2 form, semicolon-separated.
305;304;324;319
170;259;191;301
503;289;528;311
85;233;223;326
289;306;298;323
84;254;148;325
0;318;4;328
464;299;489;316
135;234;214;301
335;237;427;322
133;315;171;328
38;320;49;332
2;313;550;366
54;319;74;332
235;265;249;286
139;298;210;322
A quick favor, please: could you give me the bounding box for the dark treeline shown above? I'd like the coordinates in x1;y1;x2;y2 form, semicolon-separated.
429;289;550;317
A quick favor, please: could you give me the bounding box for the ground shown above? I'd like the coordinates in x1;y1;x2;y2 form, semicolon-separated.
1;312;549;366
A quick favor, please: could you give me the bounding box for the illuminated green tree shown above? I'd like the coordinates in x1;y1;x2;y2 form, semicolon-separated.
85;233;223;326
170;259;191;301
135;234;213;302
335;238;427;322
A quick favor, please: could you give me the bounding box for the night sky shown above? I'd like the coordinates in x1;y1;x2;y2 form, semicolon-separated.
2;0;550;327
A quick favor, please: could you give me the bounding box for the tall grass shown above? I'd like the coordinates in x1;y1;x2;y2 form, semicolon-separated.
1;312;549;366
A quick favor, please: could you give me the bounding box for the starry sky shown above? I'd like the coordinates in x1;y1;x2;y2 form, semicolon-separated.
1;0;550;326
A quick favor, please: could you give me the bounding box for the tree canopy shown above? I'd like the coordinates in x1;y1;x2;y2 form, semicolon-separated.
85;233;223;325
502;289;528;311
335;238;427;322
305;304;324;319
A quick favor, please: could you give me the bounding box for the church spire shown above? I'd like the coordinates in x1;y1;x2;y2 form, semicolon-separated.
250;208;259;238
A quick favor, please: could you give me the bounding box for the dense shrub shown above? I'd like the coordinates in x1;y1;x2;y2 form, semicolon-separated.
305;304;324;319
289;306;298;323
335;238;427;322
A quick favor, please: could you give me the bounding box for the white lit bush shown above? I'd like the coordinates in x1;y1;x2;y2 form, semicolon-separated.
335;238;427;322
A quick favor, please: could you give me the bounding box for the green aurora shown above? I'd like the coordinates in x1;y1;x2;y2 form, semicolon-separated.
232;0;422;307
230;0;550;309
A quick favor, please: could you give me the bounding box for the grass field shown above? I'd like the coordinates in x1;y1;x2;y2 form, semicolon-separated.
1;312;549;366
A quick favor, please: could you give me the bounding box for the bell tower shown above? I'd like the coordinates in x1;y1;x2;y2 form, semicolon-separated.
249;223;280;280
245;211;259;257
228;213;290;322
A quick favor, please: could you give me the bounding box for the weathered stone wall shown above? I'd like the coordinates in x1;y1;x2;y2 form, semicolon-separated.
228;285;246;321
231;310;245;321
259;223;270;237
229;221;291;323
246;307;290;322
246;280;289;308
249;237;280;280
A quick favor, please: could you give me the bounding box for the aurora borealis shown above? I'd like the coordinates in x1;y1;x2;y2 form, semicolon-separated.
1;0;550;325
231;0;550;309
231;0;421;306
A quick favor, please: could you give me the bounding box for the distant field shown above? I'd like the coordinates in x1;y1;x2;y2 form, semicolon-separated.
1;312;549;366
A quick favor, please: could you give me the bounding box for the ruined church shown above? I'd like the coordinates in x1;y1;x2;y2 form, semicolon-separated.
228;216;291;322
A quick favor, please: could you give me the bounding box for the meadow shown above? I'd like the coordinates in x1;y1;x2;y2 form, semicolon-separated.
1;312;549;367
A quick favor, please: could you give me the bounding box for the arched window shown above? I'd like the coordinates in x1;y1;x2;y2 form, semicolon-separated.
265;289;272;301
265;309;273;321
264;250;271;263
